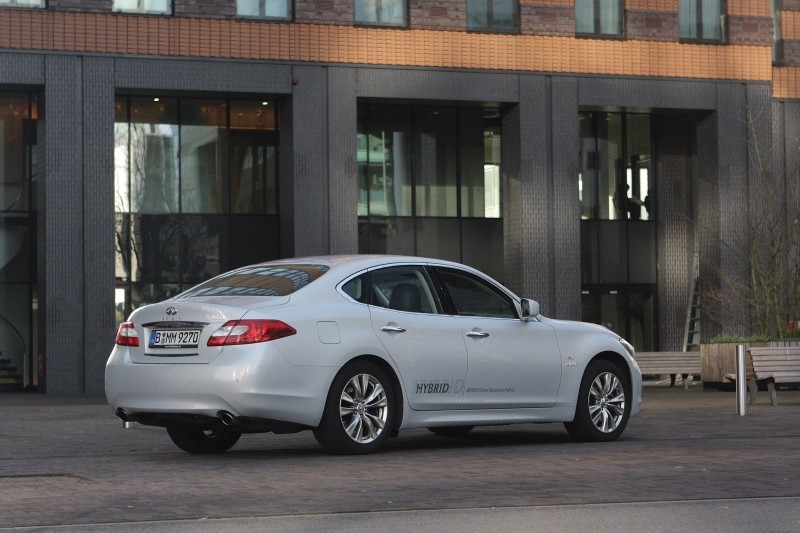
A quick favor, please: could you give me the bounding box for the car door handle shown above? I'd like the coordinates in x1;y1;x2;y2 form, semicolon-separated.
466;331;490;338
380;325;406;333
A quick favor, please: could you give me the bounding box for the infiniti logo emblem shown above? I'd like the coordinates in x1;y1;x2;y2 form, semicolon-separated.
166;307;178;316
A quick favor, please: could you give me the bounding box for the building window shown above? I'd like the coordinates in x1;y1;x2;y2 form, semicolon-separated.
236;0;291;20
467;0;517;33
114;96;280;320
354;0;406;27
679;0;724;41
112;0;172;15
579;111;656;352
357;104;504;282
575;0;623;37
0;0;45;7
0;91;39;390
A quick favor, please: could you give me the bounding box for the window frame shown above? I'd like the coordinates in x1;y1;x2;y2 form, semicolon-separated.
574;0;624;38
679;0;726;43
0;0;45;8
235;0;292;21
466;0;519;34
354;0;408;28
112;0;173;15
432;266;519;319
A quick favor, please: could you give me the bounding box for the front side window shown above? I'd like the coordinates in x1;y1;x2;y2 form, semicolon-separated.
679;0;723;41
434;267;517;319
575;0;623;36
236;0;291;19
0;1;45;7
467;0;517;33
355;0;406;26
113;0;172;15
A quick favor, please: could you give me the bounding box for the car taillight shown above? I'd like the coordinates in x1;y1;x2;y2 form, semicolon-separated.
115;322;140;347
207;319;297;346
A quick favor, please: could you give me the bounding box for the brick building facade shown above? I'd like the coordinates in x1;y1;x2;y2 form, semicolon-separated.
0;0;797;393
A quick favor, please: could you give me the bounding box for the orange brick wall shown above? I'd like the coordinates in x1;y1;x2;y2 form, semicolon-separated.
0;9;779;93
727;0;771;18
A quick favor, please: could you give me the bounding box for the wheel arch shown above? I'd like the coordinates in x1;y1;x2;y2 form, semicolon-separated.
340;354;405;433
588;351;633;384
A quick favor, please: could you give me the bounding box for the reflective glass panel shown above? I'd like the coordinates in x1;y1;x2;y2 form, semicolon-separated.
0;0;45;6
129;214;180;283
113;0;172;14
180;100;227;214
0;94;31;213
355;0;406;26
129;97;179;214
230;100;277;130
417;218;460;263
468;0;517;32
679;0;722;40
236;0;290;18
414;107;457;217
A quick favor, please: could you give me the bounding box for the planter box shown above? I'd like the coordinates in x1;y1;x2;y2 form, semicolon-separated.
701;341;800;385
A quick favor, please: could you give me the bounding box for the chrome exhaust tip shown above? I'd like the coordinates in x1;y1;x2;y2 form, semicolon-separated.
116;408;135;429
218;410;237;426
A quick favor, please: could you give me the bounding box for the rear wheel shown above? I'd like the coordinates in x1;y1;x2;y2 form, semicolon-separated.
166;424;241;454
564;360;631;442
313;361;396;454
427;426;474;438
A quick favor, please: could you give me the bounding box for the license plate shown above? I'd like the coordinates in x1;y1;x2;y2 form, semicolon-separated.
149;329;201;349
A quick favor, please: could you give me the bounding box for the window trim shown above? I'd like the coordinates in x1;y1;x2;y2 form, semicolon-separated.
678;0;726;44
112;0;173;16
235;0;293;21
574;0;625;39
354;0;408;28
466;0;519;34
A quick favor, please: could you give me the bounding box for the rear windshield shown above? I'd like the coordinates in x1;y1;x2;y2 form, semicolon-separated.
177;264;330;298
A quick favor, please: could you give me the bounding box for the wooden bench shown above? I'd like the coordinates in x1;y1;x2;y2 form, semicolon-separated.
633;352;702;389
743;347;800;406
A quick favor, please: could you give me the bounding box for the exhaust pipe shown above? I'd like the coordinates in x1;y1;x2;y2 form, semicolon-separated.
116;408;135;429
218;411;237;427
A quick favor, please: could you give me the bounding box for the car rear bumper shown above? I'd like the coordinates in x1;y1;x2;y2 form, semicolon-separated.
105;344;337;428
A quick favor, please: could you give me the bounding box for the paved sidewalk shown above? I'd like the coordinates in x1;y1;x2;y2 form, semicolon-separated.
0;385;799;528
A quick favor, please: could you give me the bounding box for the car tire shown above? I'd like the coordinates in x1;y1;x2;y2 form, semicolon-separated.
564;359;631;442
313;361;396;454
427;426;474;438
166;424;242;454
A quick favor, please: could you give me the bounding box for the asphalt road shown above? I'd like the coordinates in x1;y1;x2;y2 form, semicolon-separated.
1;385;799;531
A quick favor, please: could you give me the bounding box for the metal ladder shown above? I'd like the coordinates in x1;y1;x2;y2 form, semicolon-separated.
683;254;700;352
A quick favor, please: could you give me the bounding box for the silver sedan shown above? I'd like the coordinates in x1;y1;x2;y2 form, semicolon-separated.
106;255;641;454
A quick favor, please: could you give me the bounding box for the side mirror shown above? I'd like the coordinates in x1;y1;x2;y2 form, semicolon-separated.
520;299;539;321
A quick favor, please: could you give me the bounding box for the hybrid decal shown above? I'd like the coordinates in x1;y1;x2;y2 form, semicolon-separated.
414;379;465;394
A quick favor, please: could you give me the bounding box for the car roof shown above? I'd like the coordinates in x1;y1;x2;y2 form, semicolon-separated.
257;254;469;272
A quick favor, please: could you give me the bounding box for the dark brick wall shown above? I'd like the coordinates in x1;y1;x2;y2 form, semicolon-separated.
295;0;352;25
409;0;465;31
727;15;774;46
626;10;677;41
783;40;800;66
520;5;573;36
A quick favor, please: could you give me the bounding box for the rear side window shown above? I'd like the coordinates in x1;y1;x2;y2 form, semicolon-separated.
177;264;330;298
370;266;442;314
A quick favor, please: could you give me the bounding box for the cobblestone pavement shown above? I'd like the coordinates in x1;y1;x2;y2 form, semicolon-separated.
0;385;799;528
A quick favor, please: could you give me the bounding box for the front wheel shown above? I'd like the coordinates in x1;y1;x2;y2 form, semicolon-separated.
166;424;241;454
564;360;631;442
313;361;396;454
